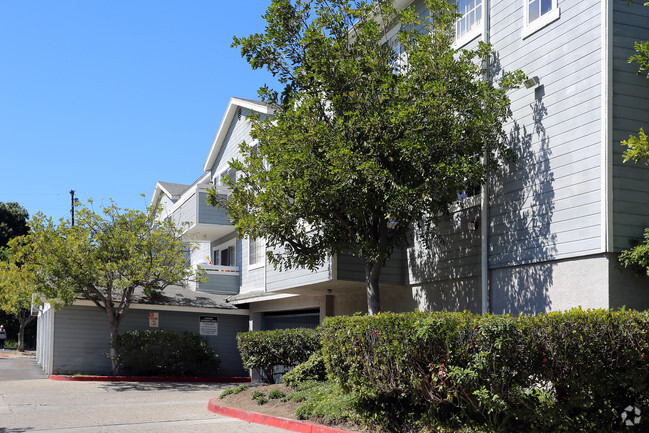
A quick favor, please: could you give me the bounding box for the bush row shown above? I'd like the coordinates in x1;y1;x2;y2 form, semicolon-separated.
321;309;649;432
111;330;220;377
237;327;321;383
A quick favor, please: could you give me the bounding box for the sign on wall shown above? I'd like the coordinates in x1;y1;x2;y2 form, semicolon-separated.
199;316;218;336
149;311;159;328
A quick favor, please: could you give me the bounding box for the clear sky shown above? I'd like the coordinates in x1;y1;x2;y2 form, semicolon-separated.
0;1;277;221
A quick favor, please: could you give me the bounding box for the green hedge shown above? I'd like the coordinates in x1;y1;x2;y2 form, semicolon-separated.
283;350;327;387
237;328;321;383
111;330;220;377
321;309;649;432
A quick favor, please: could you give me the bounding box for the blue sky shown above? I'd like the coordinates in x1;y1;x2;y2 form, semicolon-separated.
0;1;276;221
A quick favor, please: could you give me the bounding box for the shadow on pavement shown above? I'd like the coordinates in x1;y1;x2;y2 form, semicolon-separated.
98;381;231;392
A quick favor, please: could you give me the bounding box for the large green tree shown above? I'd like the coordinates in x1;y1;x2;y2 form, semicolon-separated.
9;201;194;373
209;0;524;314
0;202;33;350
0;202;29;259
0;236;40;351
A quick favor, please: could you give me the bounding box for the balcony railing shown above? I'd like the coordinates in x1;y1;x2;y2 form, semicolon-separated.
193;265;240;295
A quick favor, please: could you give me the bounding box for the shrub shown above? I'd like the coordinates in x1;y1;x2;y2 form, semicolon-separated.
110;330;220;377
219;384;250;399
251;390;267;405
237;327;321;383
268;389;286;399
321;309;649;433
283;351;327;387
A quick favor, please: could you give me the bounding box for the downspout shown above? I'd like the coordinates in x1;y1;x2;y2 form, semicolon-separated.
481;0;491;315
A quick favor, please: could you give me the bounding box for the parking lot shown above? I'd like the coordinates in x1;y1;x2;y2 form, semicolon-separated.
0;354;286;433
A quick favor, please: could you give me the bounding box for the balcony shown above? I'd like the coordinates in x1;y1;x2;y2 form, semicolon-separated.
195;265;240;295
170;184;234;241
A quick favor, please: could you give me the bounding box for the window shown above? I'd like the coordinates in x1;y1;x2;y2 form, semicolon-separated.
527;0;552;23
457;184;481;200
454;0;482;43
522;0;560;39
382;25;407;71
213;245;236;266
248;237;265;268
216;167;236;186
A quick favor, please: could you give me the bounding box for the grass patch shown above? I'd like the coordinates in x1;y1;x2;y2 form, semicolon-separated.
219;384;250;399
289;381;356;424
268;389;285;400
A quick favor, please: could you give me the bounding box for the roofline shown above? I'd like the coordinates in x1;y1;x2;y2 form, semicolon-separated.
203;97;273;172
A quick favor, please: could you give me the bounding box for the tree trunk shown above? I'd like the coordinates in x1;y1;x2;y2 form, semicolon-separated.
365;262;382;315
17;309;35;352
109;321;121;375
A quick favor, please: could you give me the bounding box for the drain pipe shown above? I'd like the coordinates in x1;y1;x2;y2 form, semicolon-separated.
481;0;491;315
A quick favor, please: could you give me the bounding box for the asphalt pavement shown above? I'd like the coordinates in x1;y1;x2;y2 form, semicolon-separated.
0;353;288;433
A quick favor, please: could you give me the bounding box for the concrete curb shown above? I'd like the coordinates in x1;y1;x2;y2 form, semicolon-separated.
208;398;356;433
50;375;252;383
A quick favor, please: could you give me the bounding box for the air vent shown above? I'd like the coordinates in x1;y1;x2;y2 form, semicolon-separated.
237;107;242;120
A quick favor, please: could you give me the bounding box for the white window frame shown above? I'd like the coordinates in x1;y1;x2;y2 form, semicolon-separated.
248;237;265;270
522;0;560;39
453;0;483;48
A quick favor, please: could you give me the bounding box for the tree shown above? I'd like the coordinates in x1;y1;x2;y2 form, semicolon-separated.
0;236;40;351
15;201;194;373
208;0;524;314
0;202;32;351
0;202;29;259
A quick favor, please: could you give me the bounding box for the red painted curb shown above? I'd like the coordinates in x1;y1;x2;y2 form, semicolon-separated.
208;399;355;433
0;354;9;358
50;375;251;383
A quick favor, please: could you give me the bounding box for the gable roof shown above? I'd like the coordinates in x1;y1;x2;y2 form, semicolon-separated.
203;97;273;172
149;181;190;208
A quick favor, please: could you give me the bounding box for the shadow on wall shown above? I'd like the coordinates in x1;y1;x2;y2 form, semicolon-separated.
407;206;482;313
490;83;556;314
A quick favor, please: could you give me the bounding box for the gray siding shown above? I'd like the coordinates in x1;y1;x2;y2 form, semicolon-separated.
488;0;603;267
337;250;405;286
171;192;197;228
197;191;231;225
210;107;256;181
266;257;332;292
612;0;649;251
197;272;240;295
51;305;248;377
408;204;482;284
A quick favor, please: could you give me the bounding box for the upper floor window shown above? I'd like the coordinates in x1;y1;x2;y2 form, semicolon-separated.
213;244;236;267
522;0;560;39
249;237;265;268
216;167;236;187
527;0;552;23
454;0;482;43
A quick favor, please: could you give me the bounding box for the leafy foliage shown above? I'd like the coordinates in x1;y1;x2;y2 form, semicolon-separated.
12;200;195;373
237;327;321;383
321;310;649;432
0;202;29;249
219;384;250;399
210;0;524;314
110;330;220;377
283;350;327;387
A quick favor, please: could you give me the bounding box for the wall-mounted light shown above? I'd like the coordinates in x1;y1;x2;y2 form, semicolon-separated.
468;217;480;232
524;76;540;89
